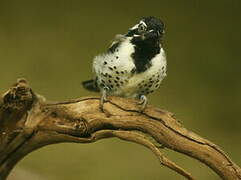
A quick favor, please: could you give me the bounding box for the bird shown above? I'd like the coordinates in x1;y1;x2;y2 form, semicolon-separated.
82;16;167;111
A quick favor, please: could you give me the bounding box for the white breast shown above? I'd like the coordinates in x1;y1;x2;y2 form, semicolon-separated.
93;38;167;98
118;48;167;97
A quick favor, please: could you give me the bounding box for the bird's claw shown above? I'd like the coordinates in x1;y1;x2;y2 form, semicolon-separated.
138;95;148;112
100;87;109;111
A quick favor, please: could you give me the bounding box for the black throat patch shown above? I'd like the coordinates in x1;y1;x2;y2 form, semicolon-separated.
131;37;160;73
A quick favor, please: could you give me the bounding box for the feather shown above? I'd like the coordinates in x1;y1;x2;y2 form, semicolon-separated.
82;79;100;92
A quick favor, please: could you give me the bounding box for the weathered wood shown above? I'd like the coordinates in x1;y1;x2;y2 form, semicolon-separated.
0;79;240;180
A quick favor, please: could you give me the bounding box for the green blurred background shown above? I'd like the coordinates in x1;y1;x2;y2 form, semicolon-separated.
1;0;240;179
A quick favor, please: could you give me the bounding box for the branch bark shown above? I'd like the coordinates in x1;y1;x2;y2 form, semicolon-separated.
0;79;240;180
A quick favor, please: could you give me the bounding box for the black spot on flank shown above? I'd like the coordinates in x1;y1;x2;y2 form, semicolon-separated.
131;67;136;74
125;80;128;82
121;71;124;74
114;80;118;83
110;85;114;88
150;90;154;93
155;84;159;88
149;80;153;83
149;78;152;80
101;80;105;84
104;73;108;77
148;84;152;88
108;80;112;83
108;67;113;71
120;81;124;84
100;83;105;87
162;66;164;70
116;77;120;80
156;79;160;83
144;84;148;87
113;66;117;69
116;84;120;87
116;71;119;74
116;56;119;59
104;61;107;65
108;75;112;78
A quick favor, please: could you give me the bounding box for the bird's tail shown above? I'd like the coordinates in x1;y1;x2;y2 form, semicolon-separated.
82;79;100;92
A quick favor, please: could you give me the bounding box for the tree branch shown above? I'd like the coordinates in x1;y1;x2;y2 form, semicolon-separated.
0;79;240;180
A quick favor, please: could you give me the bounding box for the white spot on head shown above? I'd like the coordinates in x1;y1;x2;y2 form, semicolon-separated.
139;20;147;27
130;20;147;30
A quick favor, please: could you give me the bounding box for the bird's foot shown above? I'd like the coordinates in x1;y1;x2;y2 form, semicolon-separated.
100;87;109;112
138;95;148;112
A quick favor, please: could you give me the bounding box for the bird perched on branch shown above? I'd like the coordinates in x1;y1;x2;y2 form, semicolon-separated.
82;16;167;111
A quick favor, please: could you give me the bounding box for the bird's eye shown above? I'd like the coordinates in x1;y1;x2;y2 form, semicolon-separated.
138;24;146;33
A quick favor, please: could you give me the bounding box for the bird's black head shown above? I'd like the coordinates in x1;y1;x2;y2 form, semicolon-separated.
126;16;165;44
126;17;165;73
